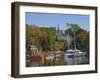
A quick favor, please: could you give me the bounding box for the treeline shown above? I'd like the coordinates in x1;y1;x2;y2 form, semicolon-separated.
65;24;89;52
26;24;89;52
26;24;58;51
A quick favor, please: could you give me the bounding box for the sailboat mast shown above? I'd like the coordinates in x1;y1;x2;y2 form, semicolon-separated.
66;23;77;50
73;31;76;50
66;23;70;49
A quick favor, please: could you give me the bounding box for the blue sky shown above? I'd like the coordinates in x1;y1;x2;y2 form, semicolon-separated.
26;12;90;31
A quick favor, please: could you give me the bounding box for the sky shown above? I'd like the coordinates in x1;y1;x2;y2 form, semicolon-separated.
25;12;90;31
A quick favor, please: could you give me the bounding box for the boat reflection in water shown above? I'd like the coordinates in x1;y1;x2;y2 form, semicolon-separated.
63;49;89;65
45;50;89;66
26;49;89;67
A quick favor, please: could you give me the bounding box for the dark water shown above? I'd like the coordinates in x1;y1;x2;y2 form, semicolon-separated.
45;54;89;66
63;54;89;65
26;53;89;67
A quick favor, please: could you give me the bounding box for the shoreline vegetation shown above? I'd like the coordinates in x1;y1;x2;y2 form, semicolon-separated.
26;23;89;67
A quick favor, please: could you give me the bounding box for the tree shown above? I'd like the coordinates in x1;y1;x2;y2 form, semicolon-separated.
26;24;57;52
65;23;89;51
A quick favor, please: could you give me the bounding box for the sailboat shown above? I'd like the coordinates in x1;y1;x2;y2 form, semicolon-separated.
64;24;87;58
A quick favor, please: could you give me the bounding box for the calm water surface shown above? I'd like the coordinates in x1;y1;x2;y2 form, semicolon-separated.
26;52;89;67
45;53;89;66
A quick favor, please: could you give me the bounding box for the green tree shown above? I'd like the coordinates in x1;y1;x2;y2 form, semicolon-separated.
65;23;89;51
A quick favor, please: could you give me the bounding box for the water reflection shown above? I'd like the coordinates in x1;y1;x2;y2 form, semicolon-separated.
64;54;89;65
26;52;89;67
45;54;89;66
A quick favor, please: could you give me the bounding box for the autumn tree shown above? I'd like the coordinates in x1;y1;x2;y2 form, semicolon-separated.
65;23;89;51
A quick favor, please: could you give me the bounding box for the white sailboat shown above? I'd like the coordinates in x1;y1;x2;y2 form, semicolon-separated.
64;23;87;65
